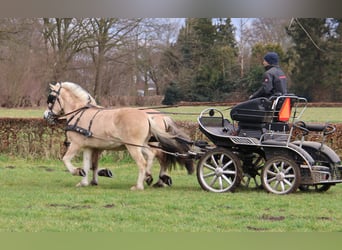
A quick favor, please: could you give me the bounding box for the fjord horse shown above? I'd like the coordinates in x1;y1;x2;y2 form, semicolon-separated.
44;82;190;190
91;109;194;187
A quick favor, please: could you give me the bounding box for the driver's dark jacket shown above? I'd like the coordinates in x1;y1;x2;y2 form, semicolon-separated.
250;65;287;99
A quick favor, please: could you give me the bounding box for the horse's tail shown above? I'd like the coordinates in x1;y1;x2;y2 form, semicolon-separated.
148;116;194;174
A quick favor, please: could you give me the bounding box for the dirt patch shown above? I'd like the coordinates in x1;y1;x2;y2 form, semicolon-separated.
261;214;285;221
317;216;332;221
104;204;115;208
37;165;55;172
246;226;267;231
47;203;92;209
5;165;16;169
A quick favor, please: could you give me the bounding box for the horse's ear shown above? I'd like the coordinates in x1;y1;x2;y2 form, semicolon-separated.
49;81;59;90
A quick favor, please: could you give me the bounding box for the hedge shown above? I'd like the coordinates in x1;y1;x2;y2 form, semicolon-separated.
0;118;341;159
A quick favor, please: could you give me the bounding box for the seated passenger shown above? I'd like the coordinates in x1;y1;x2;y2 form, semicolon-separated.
249;52;287;100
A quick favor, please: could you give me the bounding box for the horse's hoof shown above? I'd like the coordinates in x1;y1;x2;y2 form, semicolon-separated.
130;185;144;191
152;180;167;188
90;180;98;186
98;169;113;178
75;168;86;177
145;175;153;186
76;182;88;187
160;175;173;186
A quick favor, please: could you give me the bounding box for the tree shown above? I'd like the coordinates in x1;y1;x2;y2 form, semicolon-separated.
171;18;238;102
84;18;142;99
0;18;47;107
161;81;183;105
132;18;182;96
42;18;91;81
286;18;337;101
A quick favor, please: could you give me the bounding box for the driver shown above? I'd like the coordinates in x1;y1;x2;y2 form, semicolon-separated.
249;52;287;99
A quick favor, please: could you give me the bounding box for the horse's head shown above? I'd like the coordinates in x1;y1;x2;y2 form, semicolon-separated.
44;81;98;124
43;82;64;124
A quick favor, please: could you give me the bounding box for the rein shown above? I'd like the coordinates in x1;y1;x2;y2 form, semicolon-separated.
58;105;92;121
61;105;193;158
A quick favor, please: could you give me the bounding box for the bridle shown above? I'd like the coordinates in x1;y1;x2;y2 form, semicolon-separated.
47;84;63;115
45;83;93;124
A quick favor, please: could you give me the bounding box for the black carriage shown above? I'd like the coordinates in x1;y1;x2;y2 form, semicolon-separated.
196;95;342;194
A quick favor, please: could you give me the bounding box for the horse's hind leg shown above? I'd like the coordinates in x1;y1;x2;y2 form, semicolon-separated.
126;146;148;190
153;152;172;187
142;147;155;186
90;150;113;186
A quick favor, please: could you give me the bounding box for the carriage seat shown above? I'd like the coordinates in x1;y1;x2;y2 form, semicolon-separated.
230;97;273;123
230;96;293;138
230;95;294;124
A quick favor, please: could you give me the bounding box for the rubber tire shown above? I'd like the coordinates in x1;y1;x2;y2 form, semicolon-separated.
261;156;300;195
299;184;331;192
196;148;242;193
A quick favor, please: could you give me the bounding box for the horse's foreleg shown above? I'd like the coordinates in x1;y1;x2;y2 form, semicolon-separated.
62;143;84;177
90;149;100;186
76;148;92;187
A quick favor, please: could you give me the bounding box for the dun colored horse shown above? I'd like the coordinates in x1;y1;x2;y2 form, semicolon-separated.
44;82;193;190
91;109;194;187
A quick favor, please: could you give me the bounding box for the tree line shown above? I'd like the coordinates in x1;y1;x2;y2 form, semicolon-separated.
0;18;341;108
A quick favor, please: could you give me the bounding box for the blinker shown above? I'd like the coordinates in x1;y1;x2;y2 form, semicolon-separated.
47;94;56;104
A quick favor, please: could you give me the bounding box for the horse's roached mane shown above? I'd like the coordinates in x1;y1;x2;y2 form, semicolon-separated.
60;82;96;105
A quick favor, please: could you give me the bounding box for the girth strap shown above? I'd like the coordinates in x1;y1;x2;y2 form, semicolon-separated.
65;125;93;137
65;106;103;138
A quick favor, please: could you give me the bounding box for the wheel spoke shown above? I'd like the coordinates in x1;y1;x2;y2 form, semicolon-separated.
218;176;223;189
273;180;280;190
272;163;281;173
210;155;219;168
204;162;216;171
283;178;293;187
203;172;216;178
280;181;285;192
223;169;236;175
209;175;218;187
267;176;277;183
222;174;233;185
222;160;233;170
266;169;277;176
284;174;295;179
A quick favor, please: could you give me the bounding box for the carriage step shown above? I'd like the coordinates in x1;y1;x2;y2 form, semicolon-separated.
194;140;209;148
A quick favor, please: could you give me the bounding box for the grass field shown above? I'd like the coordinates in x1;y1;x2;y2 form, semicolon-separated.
1;106;342;232
1;154;342;232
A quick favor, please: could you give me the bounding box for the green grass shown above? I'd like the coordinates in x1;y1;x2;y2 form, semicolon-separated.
1;106;342;232
1;156;342;232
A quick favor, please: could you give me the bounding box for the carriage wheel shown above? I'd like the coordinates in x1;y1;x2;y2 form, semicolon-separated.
196;148;242;193
299;184;332;192
240;153;265;189
261;156;300;195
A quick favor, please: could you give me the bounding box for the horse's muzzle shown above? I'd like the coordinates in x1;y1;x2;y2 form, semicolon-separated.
44;110;58;125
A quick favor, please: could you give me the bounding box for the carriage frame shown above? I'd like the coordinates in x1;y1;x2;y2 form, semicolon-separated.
194;95;342;194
